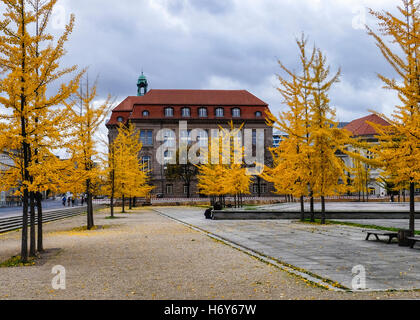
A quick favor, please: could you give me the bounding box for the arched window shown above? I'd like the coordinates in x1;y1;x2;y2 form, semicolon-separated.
232;108;241;117
255;111;263;118
143;110;150;117
198;107;208;118
181;107;191;117
215;108;224;117
117;116;124;123
164;107;174;117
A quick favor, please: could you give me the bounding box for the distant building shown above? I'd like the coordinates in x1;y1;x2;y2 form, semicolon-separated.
272;131;288;148
106;74;274;197
341;114;390;197
0;152;19;204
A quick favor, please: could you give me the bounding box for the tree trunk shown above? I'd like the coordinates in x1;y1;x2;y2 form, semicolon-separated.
21;190;29;262
110;195;114;218
86;181;94;230
300;196;305;221
29;191;36;257
122;194;125;213
310;191;315;222
409;182;415;234
129;197;132;210
36;192;43;252
133;197;136;208
321;196;326;225
366;185;369;202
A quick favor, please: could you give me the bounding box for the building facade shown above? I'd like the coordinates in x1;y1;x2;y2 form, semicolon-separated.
341;114;389;197
106;74;274;197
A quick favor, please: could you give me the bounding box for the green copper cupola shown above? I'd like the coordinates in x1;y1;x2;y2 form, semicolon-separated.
137;72;148;96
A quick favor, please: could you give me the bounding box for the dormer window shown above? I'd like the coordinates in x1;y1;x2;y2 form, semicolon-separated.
215;108;224;117
255;111;263;118
143;110;150;117
198;107;208;118
232;108;241;118
181;107;191;117
117;116;124;123
165;107;174;117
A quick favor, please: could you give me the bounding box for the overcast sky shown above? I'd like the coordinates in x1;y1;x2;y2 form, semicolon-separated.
0;0;403;131
46;0;402;125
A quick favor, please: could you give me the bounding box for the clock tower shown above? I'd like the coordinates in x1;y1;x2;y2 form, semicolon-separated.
137;72;148;96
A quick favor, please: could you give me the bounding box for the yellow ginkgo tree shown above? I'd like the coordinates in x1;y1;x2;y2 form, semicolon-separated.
104;123;154;214
65;76;112;229
308;49;350;224
367;0;420;233
197;122;251;208
0;0;82;261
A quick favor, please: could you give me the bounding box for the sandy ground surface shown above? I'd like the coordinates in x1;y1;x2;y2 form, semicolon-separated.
1;208;420;300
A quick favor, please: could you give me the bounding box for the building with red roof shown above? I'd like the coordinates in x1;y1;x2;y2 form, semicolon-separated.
106;74;273;198
340;113;391;198
343;113;390;138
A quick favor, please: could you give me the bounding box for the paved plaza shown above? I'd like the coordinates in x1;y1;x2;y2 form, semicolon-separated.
154;206;420;291
252;201;420;212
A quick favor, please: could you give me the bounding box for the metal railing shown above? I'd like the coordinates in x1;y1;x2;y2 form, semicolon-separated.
0;204;106;234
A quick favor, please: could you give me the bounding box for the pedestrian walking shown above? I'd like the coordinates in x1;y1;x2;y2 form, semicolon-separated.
67;196;71;207
62;196;66;207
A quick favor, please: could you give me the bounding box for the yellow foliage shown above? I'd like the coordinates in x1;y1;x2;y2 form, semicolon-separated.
367;0;420;189
197;122;251;197
103;123;154;199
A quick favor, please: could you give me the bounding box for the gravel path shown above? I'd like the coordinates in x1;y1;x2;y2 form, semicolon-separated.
1;208;420;300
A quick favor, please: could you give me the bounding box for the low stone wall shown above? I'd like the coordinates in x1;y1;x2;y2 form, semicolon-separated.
211;210;420;220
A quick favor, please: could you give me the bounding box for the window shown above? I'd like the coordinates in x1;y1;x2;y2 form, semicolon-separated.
165;107;174;117
198;107;208;118
141;156;151;171
164;150;175;164
164;130;176;147
232;108;241;117
215;108;224;117
261;184;267;194
252;184;259;194
117;116;124;123
181;107;191;117
166;184;174;195
255;111;262;117
140;130;153;146
253;184;267;194
197;132;209;147
183;185;189;195
143;110;150;117
252;130;257;146
180;130;192;145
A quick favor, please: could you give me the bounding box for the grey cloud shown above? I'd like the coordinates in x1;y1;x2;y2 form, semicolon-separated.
39;0;401;123
188;0;234;14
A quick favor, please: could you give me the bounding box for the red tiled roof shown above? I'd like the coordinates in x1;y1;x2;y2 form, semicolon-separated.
113;89;268;111
343;114;390;137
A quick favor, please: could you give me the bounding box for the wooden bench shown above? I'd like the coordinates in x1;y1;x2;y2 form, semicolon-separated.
407;237;420;249
364;230;398;244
